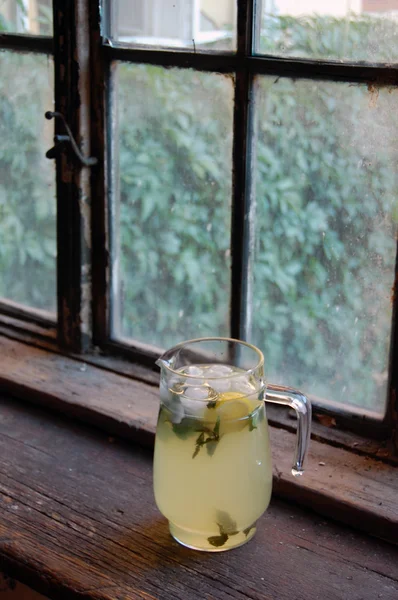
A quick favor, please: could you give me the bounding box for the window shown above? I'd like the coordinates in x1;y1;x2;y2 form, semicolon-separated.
107;0;236;50
0;3;55;314
0;0;397;445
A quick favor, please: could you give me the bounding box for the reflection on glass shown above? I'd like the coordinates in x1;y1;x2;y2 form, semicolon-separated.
255;0;398;62
113;64;233;348
0;0;52;35
249;77;397;414
0;52;56;313
107;0;236;51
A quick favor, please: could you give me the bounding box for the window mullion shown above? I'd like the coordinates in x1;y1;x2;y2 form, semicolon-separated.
89;0;109;347
229;0;255;339
387;244;398;452
0;34;52;53
52;0;93;352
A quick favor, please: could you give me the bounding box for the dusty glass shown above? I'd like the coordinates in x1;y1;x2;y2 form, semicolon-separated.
154;337;311;551
255;0;398;63
106;0;236;51
112;63;233;348
0;52;56;313
248;76;397;415
0;0;52;35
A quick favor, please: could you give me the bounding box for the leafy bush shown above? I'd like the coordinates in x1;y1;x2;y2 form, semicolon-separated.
1;13;397;410
259;13;398;62
116;65;233;346
251;77;397;409
116;17;398;410
0;51;56;311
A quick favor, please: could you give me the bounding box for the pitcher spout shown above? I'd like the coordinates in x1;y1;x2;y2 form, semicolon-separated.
155;356;169;370
156;344;182;372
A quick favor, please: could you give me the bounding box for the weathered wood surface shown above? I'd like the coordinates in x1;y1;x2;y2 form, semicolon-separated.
0;335;392;456
0;337;397;544
0;397;397;600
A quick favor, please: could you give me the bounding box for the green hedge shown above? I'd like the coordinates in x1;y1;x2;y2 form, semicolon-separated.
1;14;397;410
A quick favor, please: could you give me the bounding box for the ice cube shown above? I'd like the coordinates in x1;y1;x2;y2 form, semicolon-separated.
181;387;207;418
183;386;209;400
187;378;205;387
167;400;185;424
232;375;257;397
206;365;234;378
180;366;205;386
206;364;234;393
160;378;186;423
183;365;204;377
171;380;186;395
181;385;218;417
210;378;231;393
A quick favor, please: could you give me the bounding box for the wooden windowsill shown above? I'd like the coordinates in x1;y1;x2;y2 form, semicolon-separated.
0;394;397;600
0;335;397;547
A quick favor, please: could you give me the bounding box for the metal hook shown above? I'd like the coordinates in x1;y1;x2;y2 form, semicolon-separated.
45;111;98;167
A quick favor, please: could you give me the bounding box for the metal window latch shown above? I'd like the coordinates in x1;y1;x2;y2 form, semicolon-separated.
45;111;98;167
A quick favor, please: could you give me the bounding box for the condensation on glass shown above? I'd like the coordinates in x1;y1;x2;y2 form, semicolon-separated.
105;0;236;51
248;76;397;415
254;0;398;63
0;0;52;35
111;63;233;348
0;52;56;313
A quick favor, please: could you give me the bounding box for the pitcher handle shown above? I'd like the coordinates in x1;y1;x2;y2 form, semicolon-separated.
265;384;312;476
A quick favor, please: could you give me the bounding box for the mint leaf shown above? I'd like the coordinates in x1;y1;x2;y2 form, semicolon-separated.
206;439;218;457
243;524;256;537
192;431;205;458
249;415;258;431
208;511;252;546
207;400;217;409
208;532;228;547
171;418;198;440
214;415;221;438
192;416;222;459
216;510;239;536
248;405;264;432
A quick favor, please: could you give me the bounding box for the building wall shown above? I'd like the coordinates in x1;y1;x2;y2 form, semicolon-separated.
201;0;236;28
363;0;398;11
269;0;361;16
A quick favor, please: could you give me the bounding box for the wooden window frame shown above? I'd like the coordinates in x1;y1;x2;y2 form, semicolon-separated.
0;0;397;467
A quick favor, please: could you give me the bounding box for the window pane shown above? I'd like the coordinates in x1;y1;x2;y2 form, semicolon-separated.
255;1;398;62
0;52;56;313
106;0;236;51
112;64;233;348
250;77;397;415
0;0;52;35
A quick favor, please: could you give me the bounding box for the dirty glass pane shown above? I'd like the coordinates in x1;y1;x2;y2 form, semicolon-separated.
255;0;398;63
112;64;233;348
0;0;52;35
249;77;397;414
0;52;56;313
106;0;236;51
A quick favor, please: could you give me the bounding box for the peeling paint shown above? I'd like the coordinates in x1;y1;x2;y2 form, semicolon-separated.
367;83;379;108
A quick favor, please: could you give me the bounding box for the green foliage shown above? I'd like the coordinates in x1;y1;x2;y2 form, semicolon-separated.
0;51;56;310
117;65;233;346
0;0;52;35
251;77;397;409
116;17;398;411
259;13;398;63
1;13;397;410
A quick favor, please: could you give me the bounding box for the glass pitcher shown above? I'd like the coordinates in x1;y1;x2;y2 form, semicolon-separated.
154;337;311;552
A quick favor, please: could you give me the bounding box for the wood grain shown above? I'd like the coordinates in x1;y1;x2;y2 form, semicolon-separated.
0;336;397;543
0;397;397;600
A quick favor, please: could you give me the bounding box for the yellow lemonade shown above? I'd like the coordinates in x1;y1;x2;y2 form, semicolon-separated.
153;364;273;551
